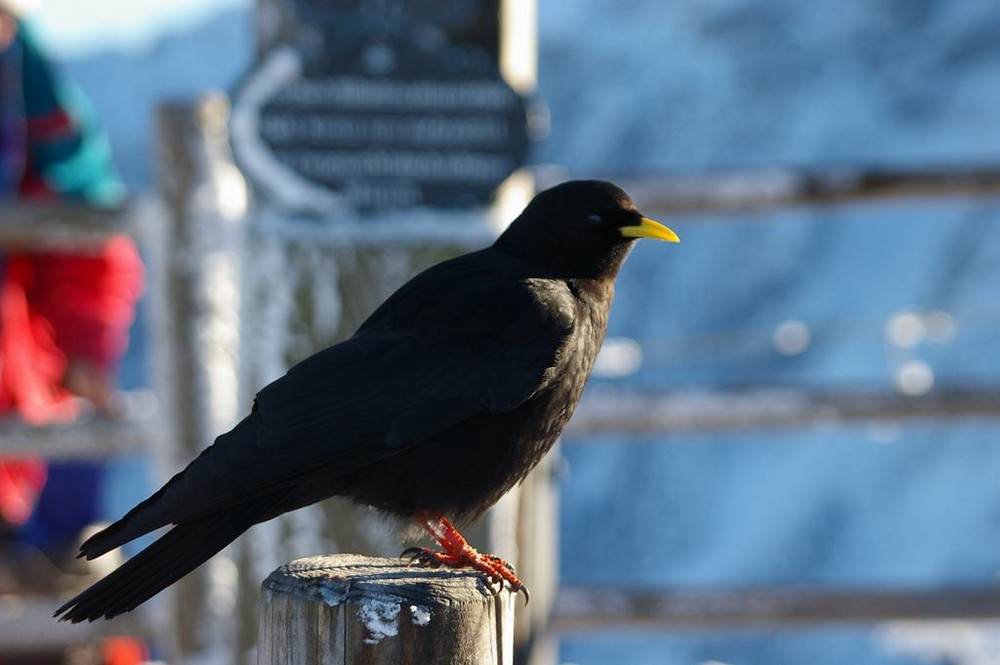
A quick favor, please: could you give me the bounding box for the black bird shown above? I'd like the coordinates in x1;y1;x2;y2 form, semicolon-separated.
55;180;678;622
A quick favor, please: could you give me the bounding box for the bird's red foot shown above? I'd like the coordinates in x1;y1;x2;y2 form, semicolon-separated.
404;514;529;602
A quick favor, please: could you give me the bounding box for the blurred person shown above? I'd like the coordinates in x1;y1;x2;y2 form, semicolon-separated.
0;0;143;582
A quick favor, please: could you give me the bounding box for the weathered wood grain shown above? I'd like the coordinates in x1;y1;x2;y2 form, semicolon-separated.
259;555;514;665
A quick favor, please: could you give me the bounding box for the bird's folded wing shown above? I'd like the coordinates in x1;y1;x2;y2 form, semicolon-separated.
256;275;575;455
155;274;577;514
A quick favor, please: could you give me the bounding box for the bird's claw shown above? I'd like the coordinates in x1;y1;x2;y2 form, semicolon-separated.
483;571;529;605
399;545;529;603
401;547;437;567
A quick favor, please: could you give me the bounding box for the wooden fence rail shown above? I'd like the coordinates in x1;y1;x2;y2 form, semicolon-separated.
0;390;159;458
618;166;1000;216
552;586;1000;631
0;203;133;250
568;387;1000;437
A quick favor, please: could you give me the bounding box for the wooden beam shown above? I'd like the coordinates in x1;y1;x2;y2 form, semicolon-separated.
618;166;1000;216
551;586;1000;631
0;390;159;459
0;203;132;251
156;95;247;661
567;388;1000;436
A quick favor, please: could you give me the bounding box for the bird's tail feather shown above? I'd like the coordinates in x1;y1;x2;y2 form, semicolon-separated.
76;483;174;560
55;492;281;623
79;412;266;561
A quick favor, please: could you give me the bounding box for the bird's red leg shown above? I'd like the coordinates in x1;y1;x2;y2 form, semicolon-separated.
405;513;527;599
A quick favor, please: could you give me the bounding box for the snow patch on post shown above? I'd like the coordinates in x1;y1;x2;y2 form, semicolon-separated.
358;598;401;645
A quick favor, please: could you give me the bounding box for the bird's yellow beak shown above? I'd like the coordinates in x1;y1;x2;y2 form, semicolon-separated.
619;217;680;243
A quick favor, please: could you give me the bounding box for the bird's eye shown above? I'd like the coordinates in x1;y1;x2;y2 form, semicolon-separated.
587;214;603;226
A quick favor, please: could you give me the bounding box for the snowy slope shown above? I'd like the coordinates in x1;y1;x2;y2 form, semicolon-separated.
536;0;1000;172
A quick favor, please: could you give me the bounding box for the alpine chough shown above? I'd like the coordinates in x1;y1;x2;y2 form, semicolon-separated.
55;179;679;622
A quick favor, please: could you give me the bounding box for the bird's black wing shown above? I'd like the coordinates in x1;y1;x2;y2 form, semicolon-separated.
256;259;577;455
88;255;576;545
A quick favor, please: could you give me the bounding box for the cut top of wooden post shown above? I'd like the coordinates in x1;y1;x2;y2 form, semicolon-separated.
259;554;514;665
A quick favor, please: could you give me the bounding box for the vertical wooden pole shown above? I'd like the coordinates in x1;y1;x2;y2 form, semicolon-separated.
259;555;514;665
156;94;248;661
512;453;559;665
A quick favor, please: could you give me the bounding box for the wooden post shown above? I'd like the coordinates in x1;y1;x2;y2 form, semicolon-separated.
259;555;514;665
155;94;248;660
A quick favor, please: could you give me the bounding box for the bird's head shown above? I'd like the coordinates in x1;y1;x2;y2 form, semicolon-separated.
495;180;679;279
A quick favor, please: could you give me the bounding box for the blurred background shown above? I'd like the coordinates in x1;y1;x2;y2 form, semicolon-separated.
2;0;1000;663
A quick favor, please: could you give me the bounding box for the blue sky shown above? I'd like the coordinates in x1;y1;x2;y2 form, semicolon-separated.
30;0;246;56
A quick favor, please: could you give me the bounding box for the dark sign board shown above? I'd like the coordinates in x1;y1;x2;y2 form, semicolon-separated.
233;0;530;212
